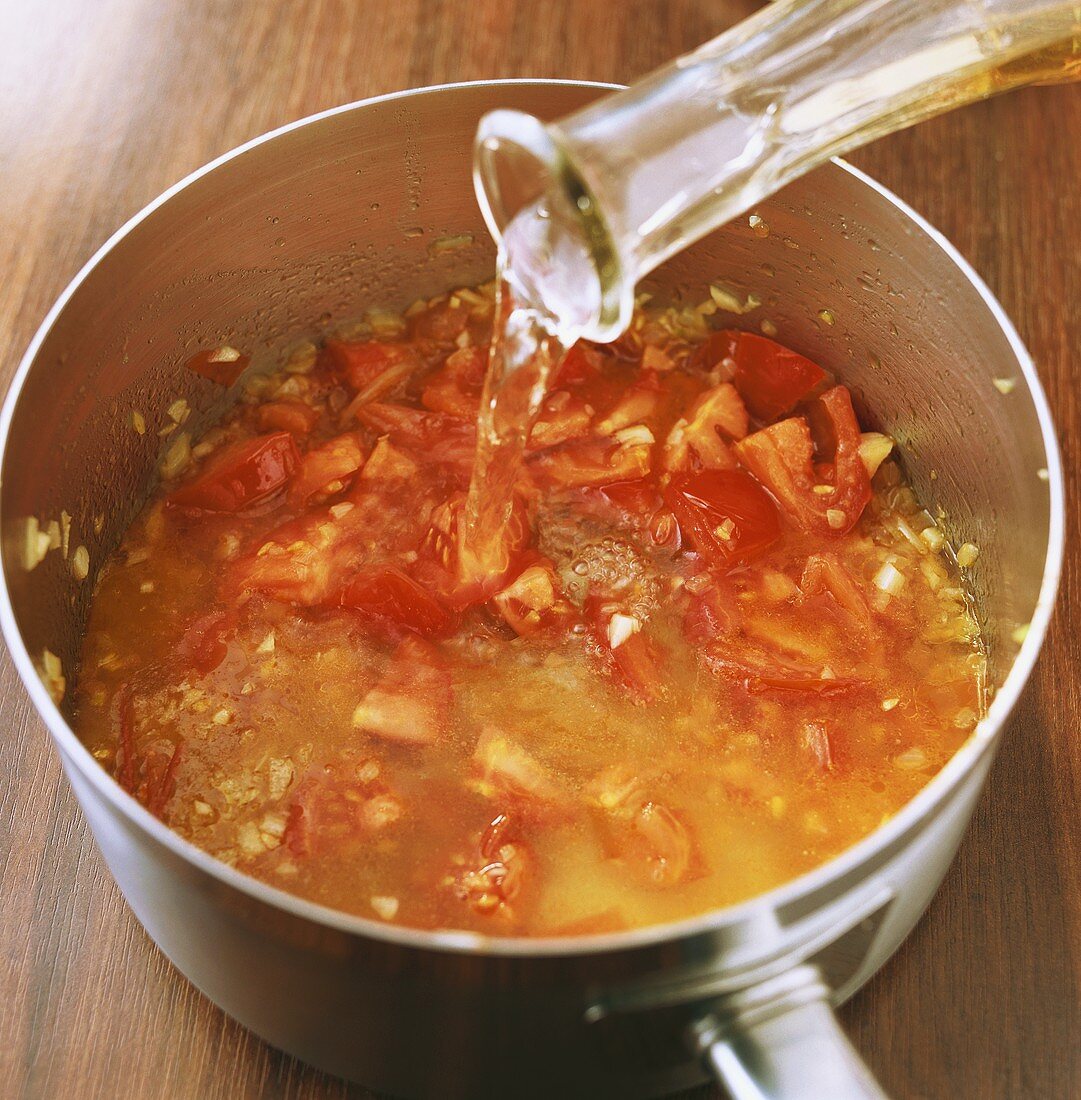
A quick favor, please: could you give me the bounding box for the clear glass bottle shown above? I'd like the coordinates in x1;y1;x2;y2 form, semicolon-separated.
474;0;1081;345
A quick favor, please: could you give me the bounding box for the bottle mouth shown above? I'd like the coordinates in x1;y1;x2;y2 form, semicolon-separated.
473;109;631;343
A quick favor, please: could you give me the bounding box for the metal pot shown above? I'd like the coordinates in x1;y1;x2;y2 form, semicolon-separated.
0;80;1063;1099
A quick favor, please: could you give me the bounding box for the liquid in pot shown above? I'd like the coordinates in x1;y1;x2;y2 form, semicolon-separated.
73;283;984;936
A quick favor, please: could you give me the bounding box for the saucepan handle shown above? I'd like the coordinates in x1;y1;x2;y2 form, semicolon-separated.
689;964;887;1100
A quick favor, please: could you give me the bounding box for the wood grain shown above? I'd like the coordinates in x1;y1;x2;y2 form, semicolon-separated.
0;2;1077;1097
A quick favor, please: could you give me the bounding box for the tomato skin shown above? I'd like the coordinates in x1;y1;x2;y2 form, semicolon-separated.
341;567;454;638
186;347;250;386
665;469;780;571
734;386;871;536
168;432;298;513
687;329;739;375
600;478;663;518
256;399;319;436
726;331;827;421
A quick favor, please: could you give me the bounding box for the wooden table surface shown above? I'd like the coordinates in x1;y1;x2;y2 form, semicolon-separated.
1;2;1078;1098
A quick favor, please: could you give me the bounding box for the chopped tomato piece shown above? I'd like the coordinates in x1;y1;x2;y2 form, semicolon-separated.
228;501;370;605
422;490;532;607
421;347;487;419
599;478;662;518
529;390;594;449
186;346;250;386
799;553;873;636
283;763;400;857
687;329;739;375
288;433;366;507
586;599;665;704
353;636;452;745
168;432;298;514
453;812;532;917
177;608;238;675
552;343;603;388
323;340;417;393
341;567;454;639
599;479;680;551
626;801;697;886
361;437;419;481
472;725;566;804
727;331;827;421
529;433;652;489
734;387;871;536
597;789;700;887
256;399;320;436
801;719;834;772
411;302;469;342
491;559;575;637
665;469;780;571
595;376;663;436
664;382;748;472
702;645;862;696
357;403;476;477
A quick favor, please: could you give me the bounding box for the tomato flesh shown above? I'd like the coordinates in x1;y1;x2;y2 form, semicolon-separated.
323;340;414;392
257;399;320;436
735;386;871;536
341;567;454;638
289;433;367;507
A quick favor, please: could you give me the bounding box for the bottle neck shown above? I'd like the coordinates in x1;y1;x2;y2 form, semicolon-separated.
475;0;1081;344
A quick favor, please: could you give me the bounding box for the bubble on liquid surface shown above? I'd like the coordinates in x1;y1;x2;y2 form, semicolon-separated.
571;537;660;617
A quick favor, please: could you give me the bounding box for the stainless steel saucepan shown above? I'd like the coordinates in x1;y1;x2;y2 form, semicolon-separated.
0;80;1063;1099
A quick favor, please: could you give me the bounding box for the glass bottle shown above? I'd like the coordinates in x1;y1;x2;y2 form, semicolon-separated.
474;0;1081;345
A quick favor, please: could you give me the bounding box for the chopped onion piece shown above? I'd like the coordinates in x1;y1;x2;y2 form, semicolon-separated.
894;747;927;770
920;525;945;552
614;424;655;446
956;542;979;568
873;562;906;595
607;613;641;650
371;896;399;920
858;432;894;477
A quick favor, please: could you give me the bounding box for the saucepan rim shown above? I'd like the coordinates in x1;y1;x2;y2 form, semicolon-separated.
0;78;1065;960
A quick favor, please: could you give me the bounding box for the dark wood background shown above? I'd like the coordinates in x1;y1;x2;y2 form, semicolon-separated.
1;2;1077;1097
